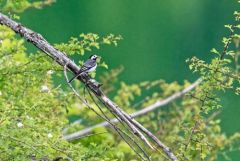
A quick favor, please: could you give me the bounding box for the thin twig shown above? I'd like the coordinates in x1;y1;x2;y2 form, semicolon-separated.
64;79;201;137
68;131;108;140
220;26;235;60
63;64;150;161
0;12;178;161
86;88;152;161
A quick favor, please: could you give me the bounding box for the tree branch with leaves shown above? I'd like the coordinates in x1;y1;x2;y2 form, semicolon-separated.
0;12;179;161
0;1;240;161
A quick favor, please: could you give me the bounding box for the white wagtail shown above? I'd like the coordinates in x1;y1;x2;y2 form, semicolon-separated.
68;54;98;83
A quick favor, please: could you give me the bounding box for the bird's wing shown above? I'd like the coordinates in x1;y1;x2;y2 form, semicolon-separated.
79;59;96;73
68;59;96;83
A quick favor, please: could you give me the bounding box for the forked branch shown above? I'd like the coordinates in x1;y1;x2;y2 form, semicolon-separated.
0;12;178;161
64;79;201;138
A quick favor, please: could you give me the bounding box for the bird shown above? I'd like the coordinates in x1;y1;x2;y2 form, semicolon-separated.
68;54;98;83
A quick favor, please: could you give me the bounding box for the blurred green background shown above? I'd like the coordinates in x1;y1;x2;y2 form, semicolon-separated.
20;0;239;160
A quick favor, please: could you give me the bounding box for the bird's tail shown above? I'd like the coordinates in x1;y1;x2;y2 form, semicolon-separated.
68;72;81;83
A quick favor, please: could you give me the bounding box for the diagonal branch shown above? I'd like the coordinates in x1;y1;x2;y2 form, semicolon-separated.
64;79;201;138
63;64;151;161
0;12;178;161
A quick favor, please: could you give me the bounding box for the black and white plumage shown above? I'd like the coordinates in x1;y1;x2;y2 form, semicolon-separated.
68;54;98;83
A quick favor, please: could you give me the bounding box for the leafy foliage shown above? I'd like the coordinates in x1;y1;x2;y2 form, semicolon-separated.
0;0;55;13
55;33;122;56
55;33;122;74
0;1;240;161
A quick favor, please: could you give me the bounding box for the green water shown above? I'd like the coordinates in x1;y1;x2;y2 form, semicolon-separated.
20;0;240;160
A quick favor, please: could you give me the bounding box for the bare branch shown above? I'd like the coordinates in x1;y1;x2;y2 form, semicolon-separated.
63;64;151;161
64;79;201;137
132;79;201;117
0;12;178;161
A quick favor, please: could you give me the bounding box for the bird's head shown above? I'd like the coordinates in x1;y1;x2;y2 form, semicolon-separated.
89;54;98;61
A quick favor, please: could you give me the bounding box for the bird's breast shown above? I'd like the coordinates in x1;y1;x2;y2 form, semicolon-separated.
88;64;97;72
